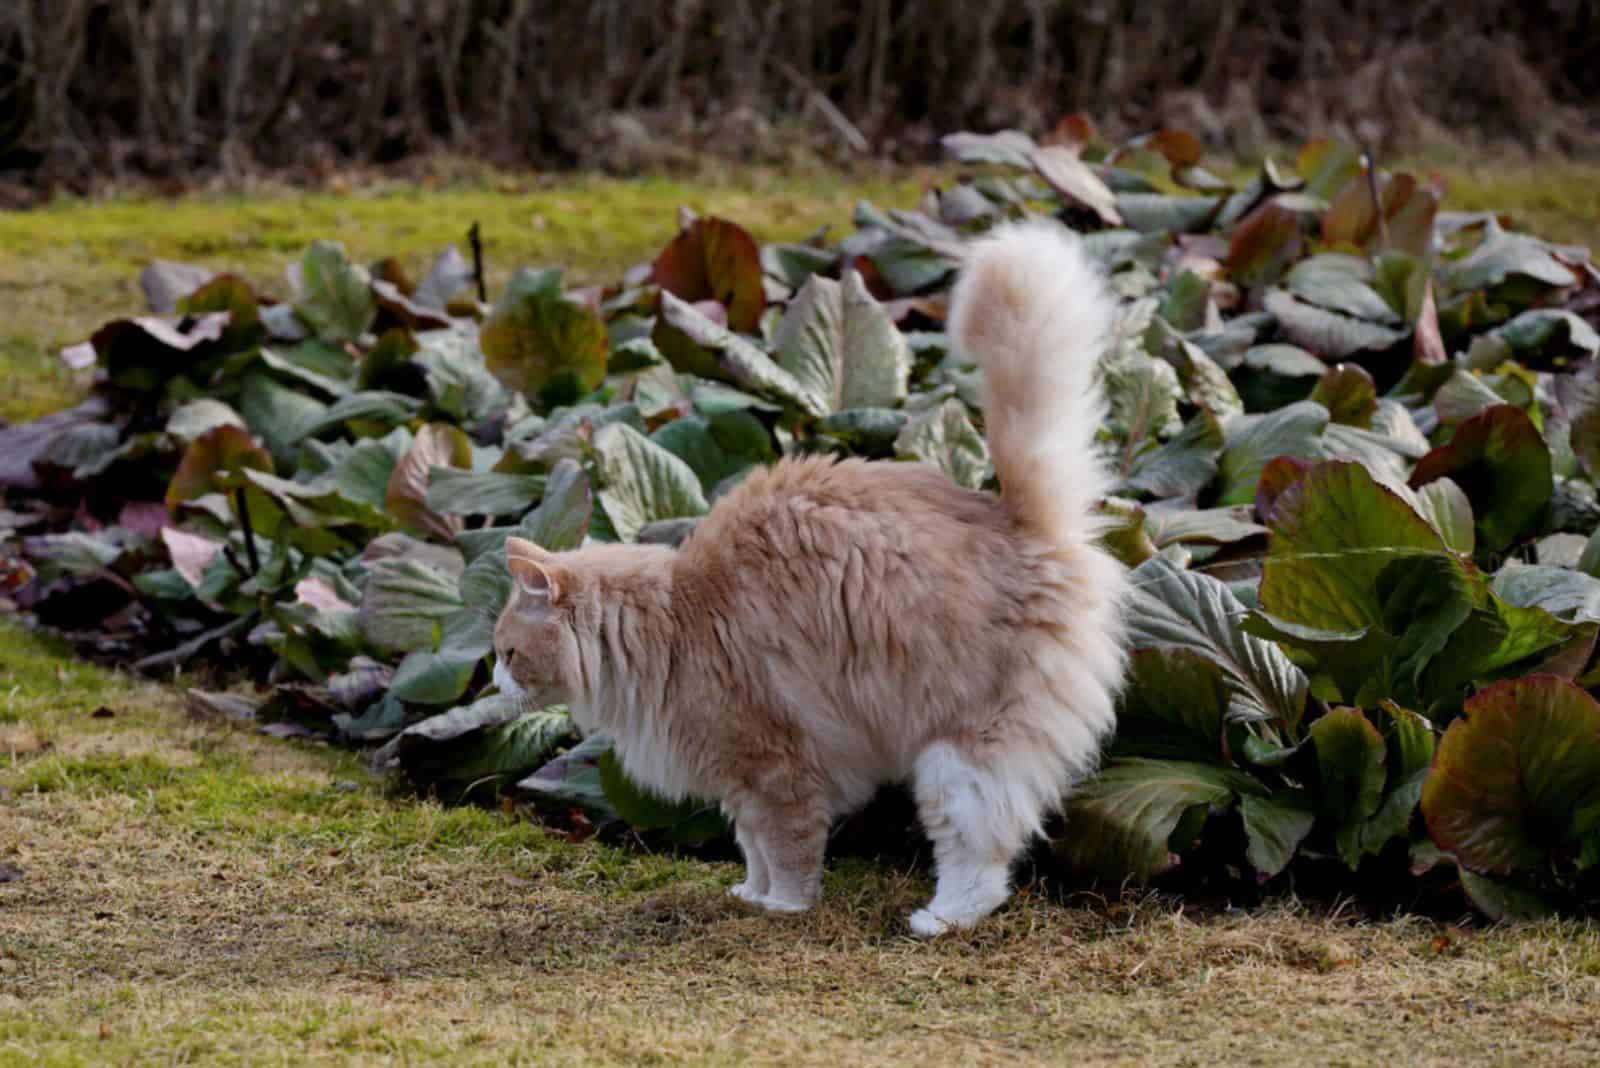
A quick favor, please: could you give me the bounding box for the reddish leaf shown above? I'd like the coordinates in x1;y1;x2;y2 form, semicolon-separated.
1310;364;1378;428
1255;455;1314;524
1422;675;1600;875
1226;203;1302;289
1409;405;1552;553
652;217;766;333
1115;129;1203;168
1042;114;1098;150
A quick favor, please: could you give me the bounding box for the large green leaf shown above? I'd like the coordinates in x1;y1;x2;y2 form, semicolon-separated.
654;292;824;416
1491;563;1600;625
1115;646;1229;759
597;750;728;844
593;423;709;543
773;271;910;414
1409;405;1552;554
1121;411;1225;498
480;267;609;405
1058;759;1263;880
651;410;774;495
518;458;593;552
396;697;576;800
425;469;545;519
359;557;465;654
1125;557;1308;731
388;608;493;705
165;425;274;512
1263;288;1406;360
1215;400;1329;507
1421;675;1600;875
294;241;375;342
1310;707;1388;866
1260;461;1453;633
1239;793;1317;879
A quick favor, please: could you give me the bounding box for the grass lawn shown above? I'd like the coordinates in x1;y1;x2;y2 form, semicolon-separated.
4;622;1600;1065
4;161;1600;1064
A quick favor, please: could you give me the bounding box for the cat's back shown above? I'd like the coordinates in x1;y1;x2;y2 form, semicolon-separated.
673;454;1036;648
682;454;1012;570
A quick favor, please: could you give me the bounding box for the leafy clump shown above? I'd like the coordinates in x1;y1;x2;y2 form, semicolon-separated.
7;123;1600;918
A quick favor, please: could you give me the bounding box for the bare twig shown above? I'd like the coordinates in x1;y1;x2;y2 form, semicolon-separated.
468;222;487;304
770;57;869;155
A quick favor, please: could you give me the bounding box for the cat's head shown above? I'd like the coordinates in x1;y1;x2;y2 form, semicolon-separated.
491;536;584;705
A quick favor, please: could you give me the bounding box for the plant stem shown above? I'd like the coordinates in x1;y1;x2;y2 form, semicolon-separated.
235;487;261;575
469;222;487;303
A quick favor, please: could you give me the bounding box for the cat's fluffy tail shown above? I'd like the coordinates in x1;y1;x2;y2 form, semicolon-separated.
948;220;1117;547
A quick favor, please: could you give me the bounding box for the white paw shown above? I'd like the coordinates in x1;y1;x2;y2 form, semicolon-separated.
908;908;953;938
728;882;764;903
753;894;810;914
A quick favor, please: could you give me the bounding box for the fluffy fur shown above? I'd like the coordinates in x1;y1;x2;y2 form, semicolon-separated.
492;220;1129;936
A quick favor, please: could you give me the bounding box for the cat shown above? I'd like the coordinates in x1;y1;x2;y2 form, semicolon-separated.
492;220;1129;936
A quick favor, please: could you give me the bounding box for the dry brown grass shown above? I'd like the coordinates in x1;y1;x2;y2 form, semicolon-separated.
3;627;1600;1065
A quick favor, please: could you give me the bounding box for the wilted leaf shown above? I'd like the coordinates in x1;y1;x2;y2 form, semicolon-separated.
141;260;215;314
385;424;474;542
1029;145;1122;225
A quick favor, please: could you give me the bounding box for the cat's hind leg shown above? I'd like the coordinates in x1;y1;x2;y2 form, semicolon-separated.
908;741;1038;937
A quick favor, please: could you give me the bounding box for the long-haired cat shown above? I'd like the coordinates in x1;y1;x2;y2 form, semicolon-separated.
492;220;1128;936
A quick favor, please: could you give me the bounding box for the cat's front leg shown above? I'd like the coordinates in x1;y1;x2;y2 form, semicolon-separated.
728;821;771;903
726;797;827;914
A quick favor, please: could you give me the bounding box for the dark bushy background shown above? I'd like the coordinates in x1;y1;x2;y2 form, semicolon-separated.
3;0;1597;187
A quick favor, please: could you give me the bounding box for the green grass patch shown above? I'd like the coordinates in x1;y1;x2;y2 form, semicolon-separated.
0;169;921;423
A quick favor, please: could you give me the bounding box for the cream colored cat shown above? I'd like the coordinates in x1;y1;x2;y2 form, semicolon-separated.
492;220;1128;936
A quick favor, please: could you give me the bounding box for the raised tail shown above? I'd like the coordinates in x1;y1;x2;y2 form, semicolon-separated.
948;220;1118;547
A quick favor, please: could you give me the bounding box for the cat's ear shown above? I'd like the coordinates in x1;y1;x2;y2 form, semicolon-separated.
506;538;567;606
